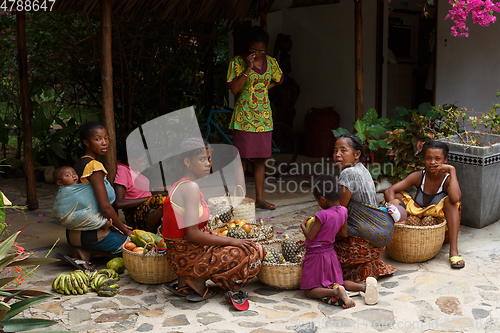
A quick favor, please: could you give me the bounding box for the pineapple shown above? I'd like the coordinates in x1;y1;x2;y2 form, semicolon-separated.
278;254;286;264
227;225;246;239
208;199;233;224
435;217;445;225
248;226;261;239
421;216;436;226
406;215;421;226
263;246;283;264
289;253;304;263
281;234;301;262
263;252;278;263
260;226;273;239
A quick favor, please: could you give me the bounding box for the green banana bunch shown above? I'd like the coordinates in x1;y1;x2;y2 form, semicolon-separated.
52;269;119;297
98;268;120;281
90;273;120;296
52;270;89;295
97;284;120;297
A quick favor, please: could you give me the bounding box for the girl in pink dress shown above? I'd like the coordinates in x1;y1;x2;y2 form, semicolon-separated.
300;175;378;307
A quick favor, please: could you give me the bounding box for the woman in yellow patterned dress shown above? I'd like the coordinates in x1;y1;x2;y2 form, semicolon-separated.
227;26;283;210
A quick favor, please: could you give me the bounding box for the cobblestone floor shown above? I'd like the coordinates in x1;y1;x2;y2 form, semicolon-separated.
3;176;500;333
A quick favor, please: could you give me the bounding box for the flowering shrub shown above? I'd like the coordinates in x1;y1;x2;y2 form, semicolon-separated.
445;0;500;37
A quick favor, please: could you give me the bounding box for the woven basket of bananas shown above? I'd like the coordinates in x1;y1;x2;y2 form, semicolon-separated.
257;239;303;290
122;242;177;284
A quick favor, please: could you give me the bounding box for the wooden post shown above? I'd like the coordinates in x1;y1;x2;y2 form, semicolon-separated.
16;11;38;210
375;0;384;117
354;0;364;120
100;0;117;183
432;0;438;106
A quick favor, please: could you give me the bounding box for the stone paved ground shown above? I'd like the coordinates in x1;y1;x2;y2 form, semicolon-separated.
3;175;500;333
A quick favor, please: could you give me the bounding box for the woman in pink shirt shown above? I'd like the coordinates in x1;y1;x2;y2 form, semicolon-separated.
114;143;166;232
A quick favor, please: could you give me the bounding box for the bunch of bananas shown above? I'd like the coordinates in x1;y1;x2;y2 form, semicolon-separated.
90;273;120;297
52;270;89;295
52;269;120;297
97;268;120;281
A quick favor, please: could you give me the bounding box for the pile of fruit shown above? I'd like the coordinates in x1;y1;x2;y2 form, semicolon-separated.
216;219;273;240
263;235;305;264
405;215;444;227
52;269;120;297
125;229;166;254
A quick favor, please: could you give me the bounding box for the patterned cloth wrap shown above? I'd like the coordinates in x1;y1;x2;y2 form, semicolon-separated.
53;178;115;230
164;227;265;291
346;200;394;248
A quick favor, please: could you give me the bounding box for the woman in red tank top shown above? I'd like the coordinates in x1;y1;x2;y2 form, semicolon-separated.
162;138;265;301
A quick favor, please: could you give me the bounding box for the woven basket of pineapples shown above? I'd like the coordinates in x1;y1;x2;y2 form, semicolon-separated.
385;215;446;263
257;236;304;290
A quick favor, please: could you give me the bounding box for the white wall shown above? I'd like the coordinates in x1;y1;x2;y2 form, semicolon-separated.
436;5;500;114
268;0;378;132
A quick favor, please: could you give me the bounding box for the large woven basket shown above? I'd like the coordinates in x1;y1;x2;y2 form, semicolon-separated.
385;220;446;263
232;197;255;223
257;240;302;290
208;185;255;223
122;243;177;284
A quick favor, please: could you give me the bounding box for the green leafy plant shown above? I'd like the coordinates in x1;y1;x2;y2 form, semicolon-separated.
0;192;61;332
332;108;392;180
382;103;446;183
31;90;79;168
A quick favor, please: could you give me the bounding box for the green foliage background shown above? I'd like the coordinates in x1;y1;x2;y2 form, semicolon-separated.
0;12;230;166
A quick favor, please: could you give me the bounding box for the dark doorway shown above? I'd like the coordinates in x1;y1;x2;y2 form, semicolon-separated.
385;3;437;117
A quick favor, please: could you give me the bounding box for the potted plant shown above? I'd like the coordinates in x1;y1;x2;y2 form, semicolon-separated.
435;102;500;228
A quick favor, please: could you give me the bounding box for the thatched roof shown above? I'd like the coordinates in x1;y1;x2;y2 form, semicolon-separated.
53;0;256;24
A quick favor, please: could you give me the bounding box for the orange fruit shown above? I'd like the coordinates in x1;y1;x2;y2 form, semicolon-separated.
132;247;144;254
242;224;252;233
124;242;136;251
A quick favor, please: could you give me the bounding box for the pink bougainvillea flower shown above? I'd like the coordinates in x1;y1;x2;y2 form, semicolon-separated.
445;0;500;37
